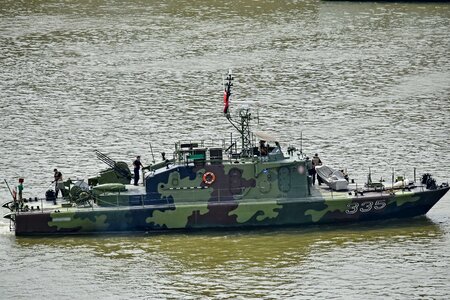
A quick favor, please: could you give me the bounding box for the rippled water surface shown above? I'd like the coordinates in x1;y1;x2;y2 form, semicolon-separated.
1;0;450;299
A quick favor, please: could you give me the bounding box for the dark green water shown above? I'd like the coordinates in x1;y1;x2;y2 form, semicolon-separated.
1;0;450;298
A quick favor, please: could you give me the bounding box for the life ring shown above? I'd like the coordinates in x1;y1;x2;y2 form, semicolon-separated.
203;172;216;185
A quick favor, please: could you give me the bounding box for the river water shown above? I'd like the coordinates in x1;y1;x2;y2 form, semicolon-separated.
1;0;450;299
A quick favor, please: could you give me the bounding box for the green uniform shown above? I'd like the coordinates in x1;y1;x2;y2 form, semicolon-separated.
18;183;23;200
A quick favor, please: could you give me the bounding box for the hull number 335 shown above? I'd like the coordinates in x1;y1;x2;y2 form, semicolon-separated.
345;199;387;214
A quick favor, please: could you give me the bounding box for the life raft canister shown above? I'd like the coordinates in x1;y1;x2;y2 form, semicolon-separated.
202;172;216;185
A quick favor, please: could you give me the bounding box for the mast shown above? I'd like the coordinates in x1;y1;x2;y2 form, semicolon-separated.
223;70;253;158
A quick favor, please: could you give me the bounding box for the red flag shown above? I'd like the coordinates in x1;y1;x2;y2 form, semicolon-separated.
223;90;229;114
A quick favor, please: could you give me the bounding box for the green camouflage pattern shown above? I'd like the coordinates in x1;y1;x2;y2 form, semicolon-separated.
8;155;450;235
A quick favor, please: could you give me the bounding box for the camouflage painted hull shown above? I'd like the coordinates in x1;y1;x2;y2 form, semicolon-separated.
11;186;449;236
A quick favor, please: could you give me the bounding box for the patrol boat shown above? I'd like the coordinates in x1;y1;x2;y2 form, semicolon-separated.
2;72;449;235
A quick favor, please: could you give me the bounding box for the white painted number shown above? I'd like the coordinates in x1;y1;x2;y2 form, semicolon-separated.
345;199;387;215
373;200;387;210
345;202;359;214
359;201;373;213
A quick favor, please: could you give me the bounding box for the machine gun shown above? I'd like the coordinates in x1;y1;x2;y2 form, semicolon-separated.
91;150;132;185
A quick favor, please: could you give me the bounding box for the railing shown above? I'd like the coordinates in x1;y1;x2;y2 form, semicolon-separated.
4;196;78;215
6;179;438;215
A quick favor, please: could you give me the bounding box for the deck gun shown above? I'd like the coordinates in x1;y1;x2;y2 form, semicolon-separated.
90;150;132;185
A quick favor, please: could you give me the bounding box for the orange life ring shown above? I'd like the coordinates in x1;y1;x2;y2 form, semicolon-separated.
203;172;216;185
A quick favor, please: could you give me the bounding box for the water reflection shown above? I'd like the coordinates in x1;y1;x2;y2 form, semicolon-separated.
6;217;445;298
13;217;443;265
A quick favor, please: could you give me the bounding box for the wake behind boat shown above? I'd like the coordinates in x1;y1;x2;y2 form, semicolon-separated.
2;71;449;236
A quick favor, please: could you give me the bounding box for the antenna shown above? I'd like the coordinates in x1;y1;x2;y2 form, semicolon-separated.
222;70;253;158
300;131;303;154
149;143;155;164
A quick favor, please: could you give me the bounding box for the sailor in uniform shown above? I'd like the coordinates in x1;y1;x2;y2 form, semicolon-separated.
311;153;322;185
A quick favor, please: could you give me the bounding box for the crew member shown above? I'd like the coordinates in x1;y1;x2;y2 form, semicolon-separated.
53;168;63;198
18;178;24;202
133;156;143;186
17;178;24;210
259;140;268;156
311;153;322;185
